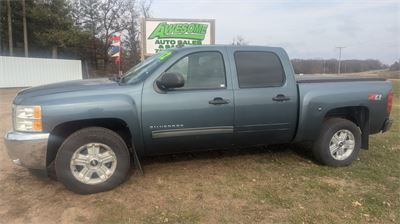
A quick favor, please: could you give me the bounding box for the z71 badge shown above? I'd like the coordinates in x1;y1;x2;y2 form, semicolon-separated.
368;93;382;101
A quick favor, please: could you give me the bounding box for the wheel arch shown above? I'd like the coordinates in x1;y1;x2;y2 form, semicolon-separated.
47;118;133;168
324;106;370;149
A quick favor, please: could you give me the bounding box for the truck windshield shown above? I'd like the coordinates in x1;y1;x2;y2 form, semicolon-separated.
120;51;172;84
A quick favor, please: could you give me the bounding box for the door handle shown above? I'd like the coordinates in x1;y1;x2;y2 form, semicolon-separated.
209;97;230;105
272;94;290;102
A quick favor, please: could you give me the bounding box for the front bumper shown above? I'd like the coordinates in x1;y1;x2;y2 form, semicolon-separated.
4;131;49;170
382;119;393;133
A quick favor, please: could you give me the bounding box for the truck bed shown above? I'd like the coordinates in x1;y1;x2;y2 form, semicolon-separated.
295;74;385;83
294;74;391;142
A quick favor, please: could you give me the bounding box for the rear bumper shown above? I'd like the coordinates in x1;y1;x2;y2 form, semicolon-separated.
4;131;49;170
382;119;393;133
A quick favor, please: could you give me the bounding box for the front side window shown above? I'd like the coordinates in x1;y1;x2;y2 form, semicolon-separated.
165;52;226;89
234;51;285;88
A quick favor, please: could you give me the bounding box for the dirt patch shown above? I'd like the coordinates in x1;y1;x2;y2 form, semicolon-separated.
319;176;355;188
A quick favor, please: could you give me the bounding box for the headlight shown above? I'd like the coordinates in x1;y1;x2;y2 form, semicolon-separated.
14;105;42;132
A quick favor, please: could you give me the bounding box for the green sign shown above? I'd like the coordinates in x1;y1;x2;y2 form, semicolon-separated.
145;20;213;54
149;22;208;40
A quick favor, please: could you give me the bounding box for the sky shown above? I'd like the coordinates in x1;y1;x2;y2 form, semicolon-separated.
151;0;400;64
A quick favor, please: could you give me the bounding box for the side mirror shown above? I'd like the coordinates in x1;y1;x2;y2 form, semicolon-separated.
156;72;185;90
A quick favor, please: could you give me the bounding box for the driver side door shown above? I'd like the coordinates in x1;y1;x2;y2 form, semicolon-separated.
141;50;234;155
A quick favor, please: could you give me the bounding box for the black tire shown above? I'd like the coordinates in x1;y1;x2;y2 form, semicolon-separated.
312;118;361;166
55;127;131;194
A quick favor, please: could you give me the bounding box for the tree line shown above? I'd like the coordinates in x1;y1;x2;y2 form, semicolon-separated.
232;37;399;74
0;0;152;77
389;61;400;71
1;1;398;77
291;59;399;74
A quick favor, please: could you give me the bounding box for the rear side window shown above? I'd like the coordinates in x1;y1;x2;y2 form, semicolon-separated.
234;51;285;88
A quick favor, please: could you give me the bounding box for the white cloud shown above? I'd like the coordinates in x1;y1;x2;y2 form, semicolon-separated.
151;0;400;64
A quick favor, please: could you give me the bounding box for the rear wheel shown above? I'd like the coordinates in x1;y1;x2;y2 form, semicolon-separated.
312;118;361;166
55;127;130;194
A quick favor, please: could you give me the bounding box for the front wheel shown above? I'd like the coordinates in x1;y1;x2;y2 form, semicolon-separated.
312;118;361;166
55;127;131;194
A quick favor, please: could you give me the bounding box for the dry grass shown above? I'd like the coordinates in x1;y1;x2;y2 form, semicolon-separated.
342;69;400;79
0;79;398;224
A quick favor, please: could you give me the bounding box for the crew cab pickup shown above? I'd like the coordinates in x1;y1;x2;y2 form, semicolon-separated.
5;45;393;194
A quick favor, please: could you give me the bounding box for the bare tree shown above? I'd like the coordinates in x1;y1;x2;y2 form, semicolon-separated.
232;35;248;46
139;0;152;18
124;0;152;65
71;0;152;74
98;0;131;70
124;0;140;66
389;60;400;71
74;0;102;68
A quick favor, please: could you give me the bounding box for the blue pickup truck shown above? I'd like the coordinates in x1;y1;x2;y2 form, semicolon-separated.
5;45;393;194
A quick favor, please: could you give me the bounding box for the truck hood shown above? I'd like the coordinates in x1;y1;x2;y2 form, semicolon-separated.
17;78;119;97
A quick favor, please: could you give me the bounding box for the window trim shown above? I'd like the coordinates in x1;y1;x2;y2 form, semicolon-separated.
155;51;228;92
234;51;286;89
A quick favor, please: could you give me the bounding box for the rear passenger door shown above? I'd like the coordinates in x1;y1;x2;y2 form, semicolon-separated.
229;48;298;145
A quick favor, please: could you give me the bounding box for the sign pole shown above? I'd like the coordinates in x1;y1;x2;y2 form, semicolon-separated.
119;36;122;76
141;17;146;61
118;59;121;76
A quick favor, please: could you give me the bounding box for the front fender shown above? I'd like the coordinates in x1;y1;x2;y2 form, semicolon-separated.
40;91;144;155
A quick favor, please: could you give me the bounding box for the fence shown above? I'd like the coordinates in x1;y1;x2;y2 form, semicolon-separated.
0;56;82;88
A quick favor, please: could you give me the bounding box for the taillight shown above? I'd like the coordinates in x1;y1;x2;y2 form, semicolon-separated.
387;90;393;114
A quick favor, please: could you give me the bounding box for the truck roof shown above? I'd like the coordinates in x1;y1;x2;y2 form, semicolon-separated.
174;44;285;52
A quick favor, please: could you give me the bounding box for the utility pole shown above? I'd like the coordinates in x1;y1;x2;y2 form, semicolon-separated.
336;46;345;75
22;0;28;57
7;0;13;56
